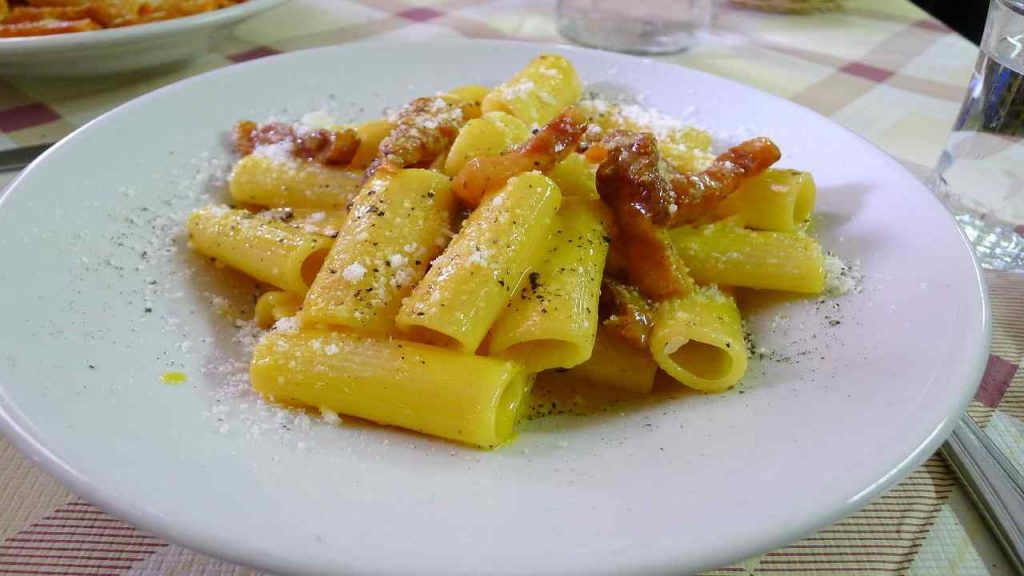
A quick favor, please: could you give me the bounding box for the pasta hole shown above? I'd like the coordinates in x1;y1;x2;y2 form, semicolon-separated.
301;248;330;287
504;340;584;373
668;340;732;381
402;326;463;351
493;371;530;445
793;179;815;225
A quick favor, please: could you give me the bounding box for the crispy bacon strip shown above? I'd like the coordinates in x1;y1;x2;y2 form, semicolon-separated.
596;131;693;300
667;136;780;225
600;277;654;349
233;121;360;166
366;96;470;178
595;132;780;299
451;106;588;207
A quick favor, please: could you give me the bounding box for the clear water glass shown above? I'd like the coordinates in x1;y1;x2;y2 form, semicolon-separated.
557;0;713;55
928;0;1024;272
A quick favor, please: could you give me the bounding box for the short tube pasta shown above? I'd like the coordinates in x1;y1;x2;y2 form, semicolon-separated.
349;119;395;169
649;287;747;393
556;325;658;393
397;172;562;352
715;169;816;232
443;111;529;176
229;155;362;209
302;169;456;333
251;330;532;449
187;206;331;294
488;199;609;371
548;153;598;200
254;291;303;329
481;53;583;126
669;222;825;293
446;84;491;119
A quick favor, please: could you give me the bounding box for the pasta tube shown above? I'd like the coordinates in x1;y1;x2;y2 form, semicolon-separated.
447;84;491;119
579;99;714;173
669;222;824;294
256;207;347;237
303;169;456;333
188;206;331;294
349;119;395;169
229;155;362;209
254;291;303;329
443;111;529;176
649;287;747;393
481;54;583;126
251;330;531;449
488;199;609;371
554;325;658;393
397;172;561;352
715;169;816;232
548;153;598;200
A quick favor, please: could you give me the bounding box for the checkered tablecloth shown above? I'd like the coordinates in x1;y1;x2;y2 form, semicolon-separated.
1;1;1022;574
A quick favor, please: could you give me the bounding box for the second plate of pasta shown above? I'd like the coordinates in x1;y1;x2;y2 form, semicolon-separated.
0;40;987;575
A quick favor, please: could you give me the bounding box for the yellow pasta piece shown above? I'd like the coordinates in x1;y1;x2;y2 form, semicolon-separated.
229;155;362;209
256;207;348;237
443;111;529;176
553;325;658;393
715;169;816;232
303;169;456;333
254;291;303;329
579;100;714;173
547;153;598;200
349;119;395;169
188;206;331;294
649;287;747;393
447;84;491;119
669;222;824;293
397;172;562;352
481;53;583;127
251;330;532;449
488;199;609;371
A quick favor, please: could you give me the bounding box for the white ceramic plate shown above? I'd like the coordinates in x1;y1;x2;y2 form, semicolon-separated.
0;0;286;77
0;41;988;575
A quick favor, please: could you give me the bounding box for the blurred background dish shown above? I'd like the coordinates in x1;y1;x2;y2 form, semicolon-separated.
0;0;285;77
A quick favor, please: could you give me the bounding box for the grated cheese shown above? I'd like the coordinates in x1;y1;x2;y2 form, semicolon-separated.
342;262;367;282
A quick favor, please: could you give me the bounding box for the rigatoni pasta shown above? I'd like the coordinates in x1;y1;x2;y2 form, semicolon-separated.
481;54;583;126
649;287;747;393
302;169;456;333
669;221;825;293
188;206;331;295
488;199;609;371
715;169;816;232
396;171;561;352
187;53;848;449
252;330;531;449
229;155;362;209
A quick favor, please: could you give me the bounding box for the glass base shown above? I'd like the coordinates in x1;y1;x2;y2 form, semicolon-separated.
954;211;1024;273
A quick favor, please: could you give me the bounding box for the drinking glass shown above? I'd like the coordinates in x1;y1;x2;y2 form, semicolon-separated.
557;0;713;54
928;0;1024;272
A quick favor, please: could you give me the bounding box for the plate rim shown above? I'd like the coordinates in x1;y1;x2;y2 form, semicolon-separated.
0;38;992;575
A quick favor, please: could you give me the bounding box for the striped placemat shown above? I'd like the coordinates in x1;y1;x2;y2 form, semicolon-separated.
1;1;1020;574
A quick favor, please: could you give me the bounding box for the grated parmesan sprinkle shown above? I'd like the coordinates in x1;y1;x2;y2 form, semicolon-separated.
342;262;367;282
823;253;863;296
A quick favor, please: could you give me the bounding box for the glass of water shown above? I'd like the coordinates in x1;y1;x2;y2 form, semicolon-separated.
928;0;1024;272
557;0;713;54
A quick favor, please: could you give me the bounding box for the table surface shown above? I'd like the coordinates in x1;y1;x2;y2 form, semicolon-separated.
1;1;1023;575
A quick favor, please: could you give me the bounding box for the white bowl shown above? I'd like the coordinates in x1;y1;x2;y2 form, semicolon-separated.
0;0;286;77
0;41;988;575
